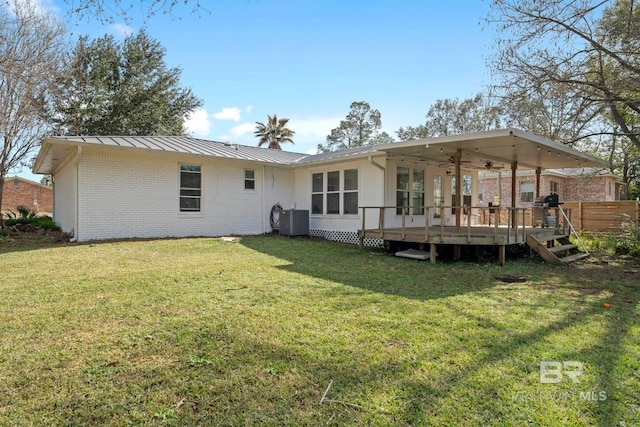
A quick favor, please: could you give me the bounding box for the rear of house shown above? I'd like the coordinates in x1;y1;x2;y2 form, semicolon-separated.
34;137;301;242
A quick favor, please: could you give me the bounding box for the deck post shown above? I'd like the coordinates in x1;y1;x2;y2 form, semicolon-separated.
378;207;384;230
401;207;406;240
453;245;461;261
359;207;366;249
430;242;437;263
425;206;430;241
454;149;462;230
511;161;518;228
440;206;445;242
498;245;506;266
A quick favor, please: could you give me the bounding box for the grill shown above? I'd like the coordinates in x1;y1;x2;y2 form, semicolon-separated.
534;194;560;208
533;194;562;227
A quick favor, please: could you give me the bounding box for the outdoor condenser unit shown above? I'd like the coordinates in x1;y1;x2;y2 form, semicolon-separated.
279;209;309;237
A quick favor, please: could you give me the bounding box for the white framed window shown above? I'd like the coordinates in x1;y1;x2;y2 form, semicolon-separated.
326;171;340;214
180;164;202;212
520;181;534;203
311;169;359;215
244;169;255;190
397;166;424;215
343;169;358;215
550;181;559;195
311;173;323;214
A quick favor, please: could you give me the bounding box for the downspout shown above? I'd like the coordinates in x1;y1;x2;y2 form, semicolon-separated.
262;165;266;234
72;146;82;242
368;155;385;171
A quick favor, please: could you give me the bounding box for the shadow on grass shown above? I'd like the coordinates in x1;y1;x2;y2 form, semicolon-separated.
240;234;639;425
240;235;506;302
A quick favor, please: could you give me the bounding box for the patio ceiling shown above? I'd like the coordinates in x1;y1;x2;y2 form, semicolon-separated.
377;128;605;172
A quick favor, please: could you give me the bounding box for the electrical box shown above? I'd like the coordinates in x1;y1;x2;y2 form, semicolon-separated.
279;209;309;237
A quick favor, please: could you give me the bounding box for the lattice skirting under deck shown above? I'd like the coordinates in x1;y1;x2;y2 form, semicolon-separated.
310;229;383;248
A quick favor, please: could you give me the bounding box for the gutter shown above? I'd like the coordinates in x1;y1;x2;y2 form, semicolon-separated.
368;155;385;171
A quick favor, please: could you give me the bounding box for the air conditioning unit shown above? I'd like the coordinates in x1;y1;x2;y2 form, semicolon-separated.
279;209;309;237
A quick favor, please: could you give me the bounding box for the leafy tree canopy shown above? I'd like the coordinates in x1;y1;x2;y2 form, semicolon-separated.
396;93;502;140
317;101;392;153
53;29;202;136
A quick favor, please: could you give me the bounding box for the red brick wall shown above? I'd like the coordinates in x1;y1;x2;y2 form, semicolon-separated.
479;173;618;207
1;177;53;215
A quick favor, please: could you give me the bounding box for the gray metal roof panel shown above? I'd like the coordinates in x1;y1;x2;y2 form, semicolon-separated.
294;144;380;164
50;136;308;164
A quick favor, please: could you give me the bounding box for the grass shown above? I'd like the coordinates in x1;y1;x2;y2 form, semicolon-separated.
0;233;638;426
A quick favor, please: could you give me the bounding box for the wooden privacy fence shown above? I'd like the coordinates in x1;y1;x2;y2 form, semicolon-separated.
561;201;639;232
477;201;639;232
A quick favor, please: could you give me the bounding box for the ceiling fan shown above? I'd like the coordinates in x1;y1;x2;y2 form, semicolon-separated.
438;155;472;167
483;161;505;170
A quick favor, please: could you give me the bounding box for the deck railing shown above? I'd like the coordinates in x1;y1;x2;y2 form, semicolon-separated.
358;205;531;248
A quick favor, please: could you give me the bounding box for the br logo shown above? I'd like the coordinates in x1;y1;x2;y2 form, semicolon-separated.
540;361;583;384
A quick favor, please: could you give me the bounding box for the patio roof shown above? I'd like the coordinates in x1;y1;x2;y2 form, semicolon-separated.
375;128;605;171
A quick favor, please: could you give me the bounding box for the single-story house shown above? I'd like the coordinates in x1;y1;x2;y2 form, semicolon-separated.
32;129;604;250
1;176;53;216
478;167;622;207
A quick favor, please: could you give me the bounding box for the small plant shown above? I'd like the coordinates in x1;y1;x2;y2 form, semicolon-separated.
3;206;60;231
612;220;640;256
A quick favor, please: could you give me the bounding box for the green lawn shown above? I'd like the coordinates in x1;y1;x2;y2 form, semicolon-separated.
1;234;638;426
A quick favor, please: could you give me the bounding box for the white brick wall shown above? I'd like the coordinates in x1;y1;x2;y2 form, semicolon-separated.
66;149;293;242
53;159;77;236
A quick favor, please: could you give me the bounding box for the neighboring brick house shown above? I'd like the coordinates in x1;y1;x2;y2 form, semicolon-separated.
478;168;621;207
1;177;53;215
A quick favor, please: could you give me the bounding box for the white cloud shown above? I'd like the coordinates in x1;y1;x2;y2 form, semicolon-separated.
185;109;211;137
229;122;255;138
213;107;241;121
246;105;253;113
5;0;59;17
110;23;134;37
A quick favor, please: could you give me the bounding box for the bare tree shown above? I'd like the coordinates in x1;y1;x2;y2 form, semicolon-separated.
487;0;640;150
62;0;208;23
0;1;67;222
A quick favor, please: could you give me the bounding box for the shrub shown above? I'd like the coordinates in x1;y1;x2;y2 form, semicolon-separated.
613;221;640;256
3;206;61;231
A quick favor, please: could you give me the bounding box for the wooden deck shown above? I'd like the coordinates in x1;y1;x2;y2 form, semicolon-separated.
358;205;573;265
359;225;565;246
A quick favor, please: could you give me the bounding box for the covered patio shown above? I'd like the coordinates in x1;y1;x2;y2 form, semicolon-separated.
358;129;605;264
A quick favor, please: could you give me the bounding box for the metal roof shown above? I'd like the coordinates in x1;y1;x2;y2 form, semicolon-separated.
294;144;380;165
33;136;308;174
33;129;606;175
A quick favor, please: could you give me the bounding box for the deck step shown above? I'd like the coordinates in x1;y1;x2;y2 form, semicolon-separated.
559;252;590;264
549;244;577;253
526;234;588;265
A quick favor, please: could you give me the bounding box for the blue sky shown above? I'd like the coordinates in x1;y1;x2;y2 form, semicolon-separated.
16;0;496;180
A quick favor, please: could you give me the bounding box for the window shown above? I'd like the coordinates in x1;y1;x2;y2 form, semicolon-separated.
478;183;484;202
451;175;472;213
244;170;255;190
413;169;425;215
13;180;20;187
396;166;424;215
311;169;359;215
343;169;358;215
550;181;559;195
520;181;534;203
327;171;340;214
396;167;410;214
180;164;201;212
312;173;323;214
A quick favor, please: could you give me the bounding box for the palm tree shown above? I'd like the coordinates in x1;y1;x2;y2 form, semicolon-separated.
254;115;295;150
